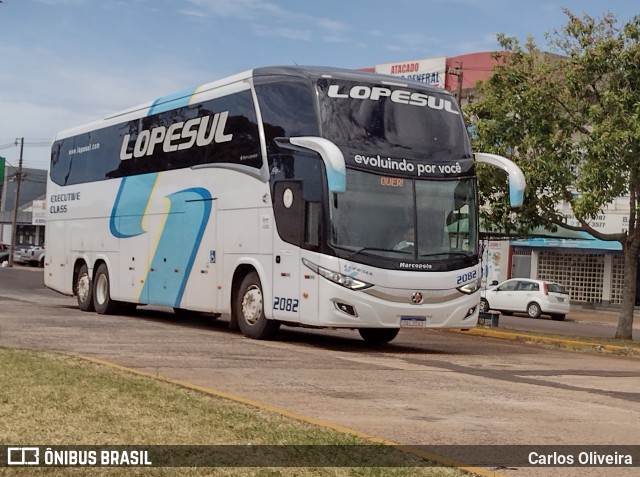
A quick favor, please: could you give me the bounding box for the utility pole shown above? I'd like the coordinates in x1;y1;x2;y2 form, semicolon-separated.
8;137;24;267
0;156;5;240
448;62;464;104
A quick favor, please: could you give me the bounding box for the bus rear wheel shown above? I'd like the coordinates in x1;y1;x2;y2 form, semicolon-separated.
75;263;95;312
93;264;119;315
235;271;279;340
358;328;399;344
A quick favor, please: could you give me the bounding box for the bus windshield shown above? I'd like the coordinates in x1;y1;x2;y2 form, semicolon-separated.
317;78;470;161
329;169;478;264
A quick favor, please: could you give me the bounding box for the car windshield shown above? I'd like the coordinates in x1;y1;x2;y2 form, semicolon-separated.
329;169;477;262
498;281;518;291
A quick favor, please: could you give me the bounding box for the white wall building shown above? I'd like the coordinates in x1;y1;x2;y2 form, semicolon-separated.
485;198;631;306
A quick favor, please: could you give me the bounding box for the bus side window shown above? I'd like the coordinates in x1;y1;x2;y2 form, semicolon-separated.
255;80;319;155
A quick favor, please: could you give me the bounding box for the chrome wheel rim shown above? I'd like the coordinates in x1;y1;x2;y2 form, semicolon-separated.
77;273;90;303
95;274;108;305
241;285;263;326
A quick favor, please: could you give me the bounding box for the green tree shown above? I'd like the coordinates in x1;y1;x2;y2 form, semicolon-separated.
469;10;640;339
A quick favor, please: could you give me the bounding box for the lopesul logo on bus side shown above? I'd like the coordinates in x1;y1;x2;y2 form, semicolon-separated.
119;111;233;161
327;84;459;115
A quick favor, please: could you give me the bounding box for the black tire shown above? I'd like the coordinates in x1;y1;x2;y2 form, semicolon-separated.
527;302;542;319
479;298;489;313
93;263;119;315
551;314;566;321
75;263;95;312
358;328;400;344
235;272;280;339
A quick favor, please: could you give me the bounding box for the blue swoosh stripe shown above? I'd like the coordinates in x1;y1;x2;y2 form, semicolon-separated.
141;187;212;307
148;87;198;115
110;85;213;309
110;174;158;238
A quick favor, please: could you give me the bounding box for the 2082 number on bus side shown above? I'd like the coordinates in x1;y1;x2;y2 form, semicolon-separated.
273;297;299;312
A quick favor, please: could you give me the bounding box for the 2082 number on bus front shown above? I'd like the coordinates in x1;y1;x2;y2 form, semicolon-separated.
456;270;477;284
273;297;299;313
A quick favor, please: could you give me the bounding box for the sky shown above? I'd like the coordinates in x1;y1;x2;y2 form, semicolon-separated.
0;0;637;170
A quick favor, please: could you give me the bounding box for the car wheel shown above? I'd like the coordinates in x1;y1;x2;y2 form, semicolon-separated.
479;298;489;313
358;328;400;344
75;263;95;312
527;302;542;319
93;264;119;315
551;314;566;321
235;271;280;339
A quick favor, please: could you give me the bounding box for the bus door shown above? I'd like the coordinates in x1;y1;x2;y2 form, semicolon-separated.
271;181;302;322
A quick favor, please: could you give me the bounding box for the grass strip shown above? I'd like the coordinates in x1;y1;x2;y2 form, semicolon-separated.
0;347;476;477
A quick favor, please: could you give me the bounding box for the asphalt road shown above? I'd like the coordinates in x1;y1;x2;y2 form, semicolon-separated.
1;266;639;477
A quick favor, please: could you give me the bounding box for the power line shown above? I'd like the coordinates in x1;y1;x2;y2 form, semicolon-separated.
0;140;49;149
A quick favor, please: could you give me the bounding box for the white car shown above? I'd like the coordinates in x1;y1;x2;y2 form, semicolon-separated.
14;245;45;267
479;278;570;321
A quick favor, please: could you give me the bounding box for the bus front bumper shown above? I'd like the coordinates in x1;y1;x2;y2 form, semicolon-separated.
318;282;479;329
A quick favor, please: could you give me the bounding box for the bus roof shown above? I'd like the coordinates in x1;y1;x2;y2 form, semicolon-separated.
54;66;452;141
252;65;449;94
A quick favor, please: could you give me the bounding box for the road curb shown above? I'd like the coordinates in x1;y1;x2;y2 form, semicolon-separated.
80;355;510;477
463;327;640;356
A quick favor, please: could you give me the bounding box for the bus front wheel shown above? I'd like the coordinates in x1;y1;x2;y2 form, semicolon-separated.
358;328;399;345
75;263;95;312
93;264;119;315
235;271;280;340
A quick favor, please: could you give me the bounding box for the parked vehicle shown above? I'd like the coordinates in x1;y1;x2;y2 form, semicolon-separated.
43;65;526;344
480;278;570;321
14;245;45;267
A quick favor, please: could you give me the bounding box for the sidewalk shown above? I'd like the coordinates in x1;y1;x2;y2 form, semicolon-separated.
470;305;640;355
567;305;640;328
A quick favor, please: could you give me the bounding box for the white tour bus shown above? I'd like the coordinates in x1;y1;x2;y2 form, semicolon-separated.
45;66;525;344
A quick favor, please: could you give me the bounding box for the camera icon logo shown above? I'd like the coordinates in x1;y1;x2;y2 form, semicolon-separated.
7;447;40;466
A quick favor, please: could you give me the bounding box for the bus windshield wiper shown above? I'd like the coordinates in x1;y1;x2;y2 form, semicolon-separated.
333;244;411;260
419;251;473;259
346;246;399;260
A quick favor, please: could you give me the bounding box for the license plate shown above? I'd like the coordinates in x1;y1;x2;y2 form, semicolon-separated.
400;316;428;328
557;297;565;302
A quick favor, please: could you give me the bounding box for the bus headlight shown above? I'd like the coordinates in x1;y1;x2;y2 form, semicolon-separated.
457;277;482;295
302;258;373;291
